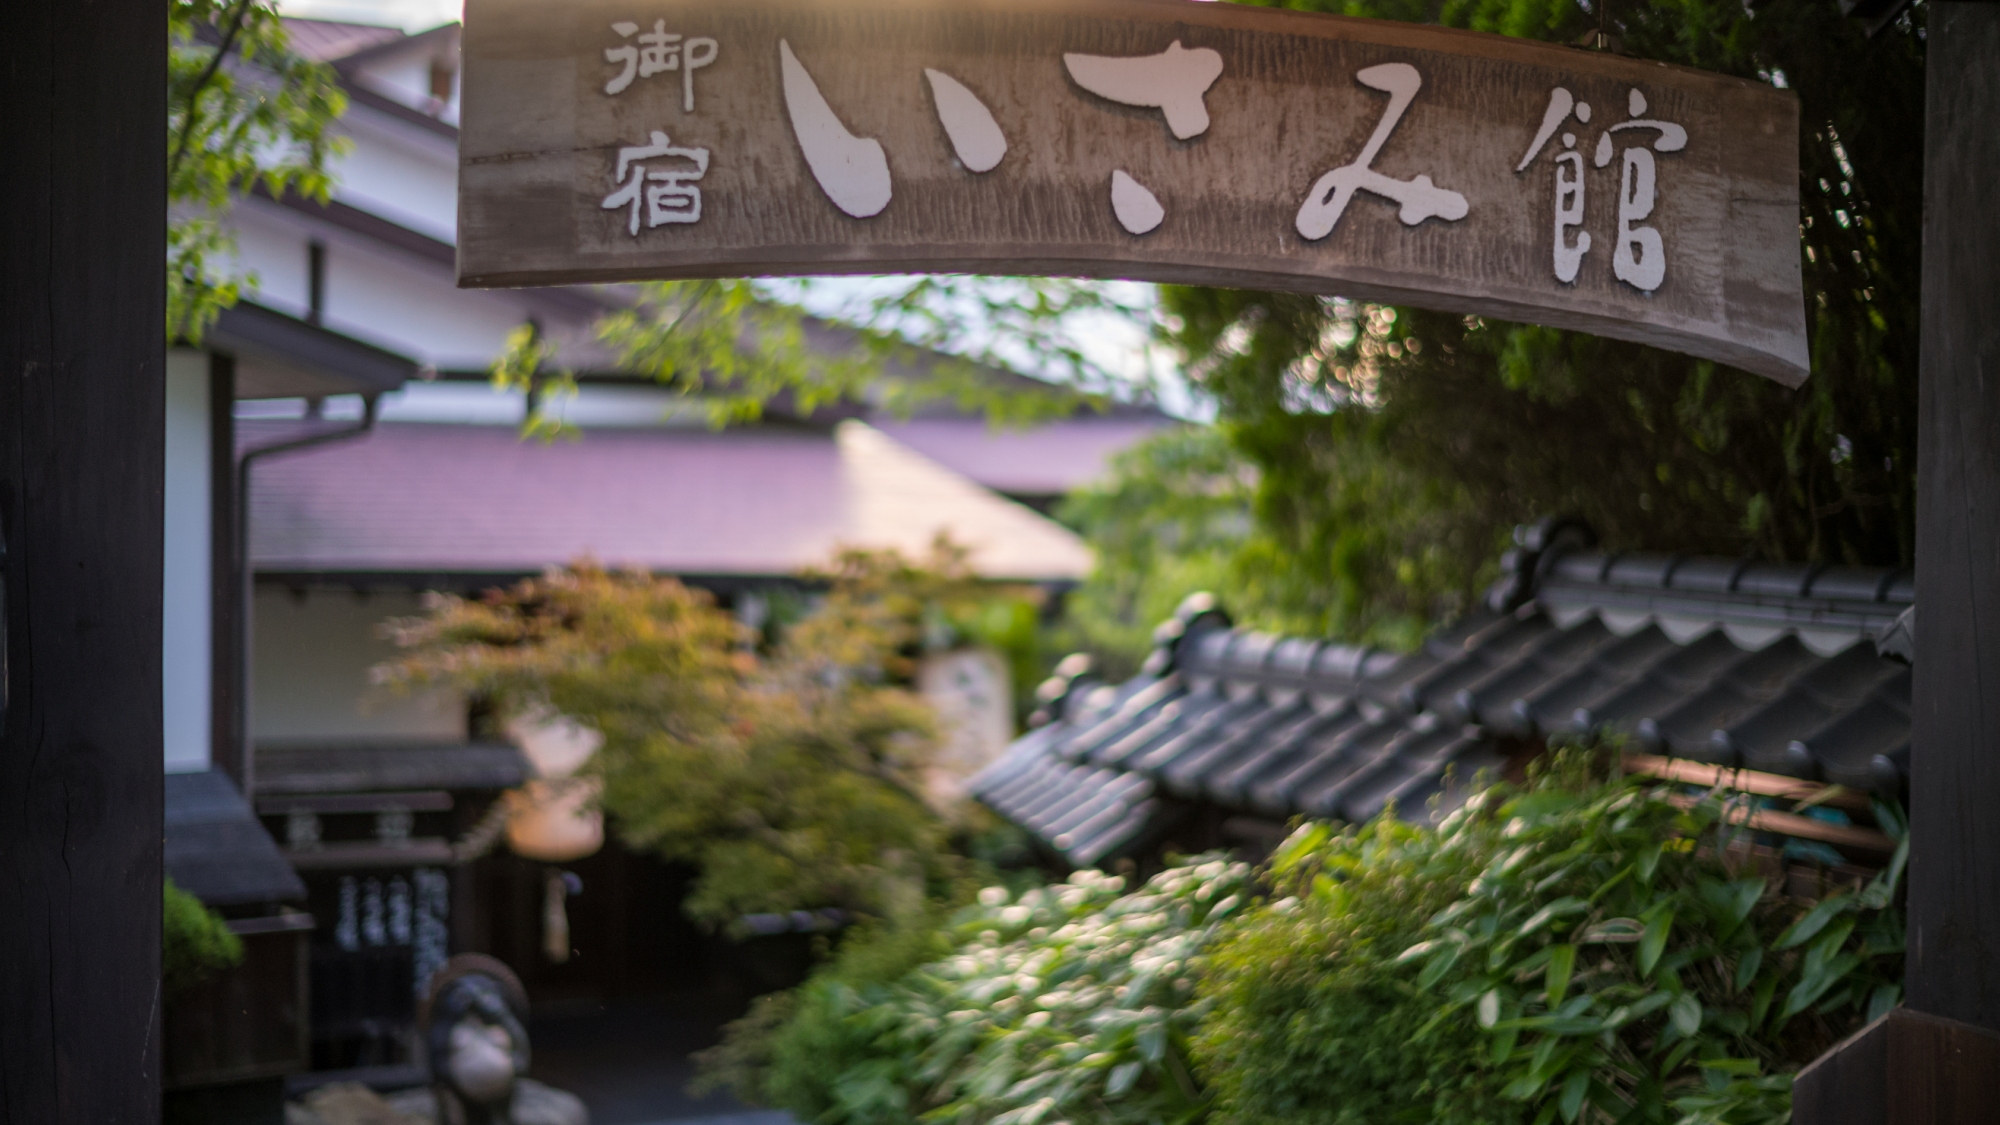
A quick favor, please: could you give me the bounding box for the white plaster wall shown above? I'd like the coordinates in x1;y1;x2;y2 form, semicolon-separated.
329;114;459;242
228;200;559;372
318;235;536;370
252;587;467;745
228;207;312;321
164;350;213;772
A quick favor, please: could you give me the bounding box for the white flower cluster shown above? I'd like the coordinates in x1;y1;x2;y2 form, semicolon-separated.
884;858;1251;1125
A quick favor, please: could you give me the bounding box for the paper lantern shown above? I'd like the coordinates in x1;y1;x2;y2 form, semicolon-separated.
502;709;606;862
502;777;603;863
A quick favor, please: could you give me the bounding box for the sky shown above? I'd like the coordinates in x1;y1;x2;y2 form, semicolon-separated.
274;0;1207;419
279;0;459;31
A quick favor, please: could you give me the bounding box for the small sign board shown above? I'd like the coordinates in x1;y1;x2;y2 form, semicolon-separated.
458;0;1808;385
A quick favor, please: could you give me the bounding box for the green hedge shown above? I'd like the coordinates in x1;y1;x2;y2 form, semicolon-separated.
163;876;242;999
708;754;1905;1125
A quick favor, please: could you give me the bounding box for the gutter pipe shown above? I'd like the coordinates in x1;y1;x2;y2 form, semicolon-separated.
233;394;382;791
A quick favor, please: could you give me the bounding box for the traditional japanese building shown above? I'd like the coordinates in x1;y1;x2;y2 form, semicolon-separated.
160;15;1161;1104
977;519;1913;875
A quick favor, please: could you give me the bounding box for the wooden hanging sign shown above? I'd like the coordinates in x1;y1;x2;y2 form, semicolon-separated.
456;0;1809;385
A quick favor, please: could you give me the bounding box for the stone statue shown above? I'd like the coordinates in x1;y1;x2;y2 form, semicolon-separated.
416;955;585;1125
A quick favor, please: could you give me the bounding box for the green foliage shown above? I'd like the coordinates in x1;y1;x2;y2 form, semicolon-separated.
1197;753;1908;1125
1193;806;1508;1124
813;276;1161;418
169;0;348;342
718;759;1904;1125
697;912;959;1121
793;538;1046;707
711;859;1252;1125
498;277;1129;437
1053;426;1258;677
379;548;995;927
163;876;243;999
1154;0;1925;641
501;280;881;436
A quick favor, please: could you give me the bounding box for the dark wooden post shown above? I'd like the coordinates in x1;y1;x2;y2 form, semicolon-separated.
0;0;167;1120
1907;0;2000;1042
1792;3;2000;1120
210;353;242;786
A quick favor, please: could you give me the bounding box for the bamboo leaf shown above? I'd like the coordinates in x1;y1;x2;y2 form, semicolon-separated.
1419;945;1461;990
1669;992;1702;1037
1546;944;1577;1008
1867;983;1901;1023
1733;947;1763;993
1520;897;1589;936
1577;917;1645;944
1777;895;1853;950
1784;953;1863;1018
1396;940;1439;965
1559;1070;1589;1123
1639;907;1674;976
1635;840;1664;883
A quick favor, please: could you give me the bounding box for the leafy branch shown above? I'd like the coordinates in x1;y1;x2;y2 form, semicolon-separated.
493;275;1163;436
168;0;349;342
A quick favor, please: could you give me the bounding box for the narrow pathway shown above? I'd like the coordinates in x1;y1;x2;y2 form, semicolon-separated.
527;996;796;1125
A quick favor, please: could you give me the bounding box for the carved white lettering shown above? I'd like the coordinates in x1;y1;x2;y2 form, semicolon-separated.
1110;170;1164;234
602;130;711;234
1063;41;1223;140
1614;146;1665;291
925;69;1007;173
1296;63;1469;240
779;40;892;218
603;20;717;110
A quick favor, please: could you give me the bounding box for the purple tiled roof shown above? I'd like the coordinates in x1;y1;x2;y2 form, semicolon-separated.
872;415;1175;497
281;18;405;63
246;420;1092;582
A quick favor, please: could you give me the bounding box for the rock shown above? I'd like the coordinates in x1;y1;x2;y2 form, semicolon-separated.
295;1082;430;1125
379;1088;439;1121
512;1078;590;1125
289;1077;586;1125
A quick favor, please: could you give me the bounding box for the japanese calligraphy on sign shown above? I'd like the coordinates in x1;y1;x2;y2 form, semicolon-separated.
457;0;1808;385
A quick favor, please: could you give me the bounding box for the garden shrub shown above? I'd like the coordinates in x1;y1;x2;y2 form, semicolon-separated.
1195;813;1511;1125
163;876;242;999
1196;751;1907;1125
697;912;956;1123
717;752;1904;1125
706;859;1251;1125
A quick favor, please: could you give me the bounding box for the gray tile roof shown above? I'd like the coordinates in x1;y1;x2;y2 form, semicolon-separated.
165;771;308;907
254;742;531;795
974;521;1914;867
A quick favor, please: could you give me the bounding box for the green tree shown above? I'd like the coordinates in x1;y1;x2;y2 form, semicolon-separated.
1155;0;1923;642
496;277;1141;437
170;0;348;342
378;543;1036;927
1053;425;1261;677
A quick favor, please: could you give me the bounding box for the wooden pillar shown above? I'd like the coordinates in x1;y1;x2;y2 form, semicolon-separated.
210;353;242;784
0;0;166;1120
1793;4;2000;1121
1908;0;2000;1039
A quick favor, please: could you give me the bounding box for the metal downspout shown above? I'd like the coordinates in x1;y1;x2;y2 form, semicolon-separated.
234;394;382;792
